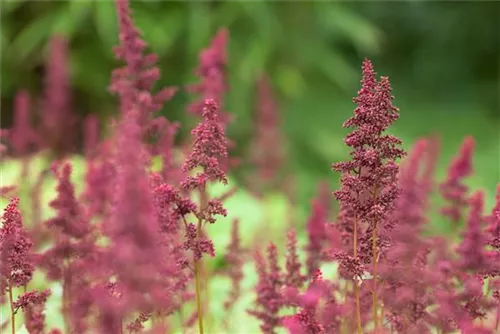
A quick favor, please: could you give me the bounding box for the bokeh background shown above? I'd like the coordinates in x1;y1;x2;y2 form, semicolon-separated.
1;1;499;227
1;1;500;332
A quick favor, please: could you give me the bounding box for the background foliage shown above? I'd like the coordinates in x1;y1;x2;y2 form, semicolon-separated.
0;0;499;224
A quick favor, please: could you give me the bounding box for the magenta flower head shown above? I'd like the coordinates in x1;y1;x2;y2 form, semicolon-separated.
110;0;176;129
285;228;306;289
440;136;475;224
101;109;164;316
0;197;34;288
251;75;286;188
41;36;77;156
248;243;284;334
332;58;405;262
306;183;330;276
109;110;159;252
393;138;430;228
223;219;244;310
187;28;229;121
456;191;492;273
182;98;228;191
83;114;100;158
6;90;39;156
14;289;51;334
486;185;500;251
46;162;90;239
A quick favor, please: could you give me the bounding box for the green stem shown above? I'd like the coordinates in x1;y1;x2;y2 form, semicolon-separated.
9;283;15;334
194;219;204;334
353;216;362;334
372;224;379;331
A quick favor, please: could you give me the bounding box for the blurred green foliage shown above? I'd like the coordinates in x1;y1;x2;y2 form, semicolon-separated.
1;0;498;216
1;1;382;115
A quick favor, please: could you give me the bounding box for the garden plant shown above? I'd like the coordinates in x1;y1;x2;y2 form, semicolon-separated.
0;1;499;333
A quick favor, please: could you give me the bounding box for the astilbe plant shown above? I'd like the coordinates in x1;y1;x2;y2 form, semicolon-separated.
1;1;500;333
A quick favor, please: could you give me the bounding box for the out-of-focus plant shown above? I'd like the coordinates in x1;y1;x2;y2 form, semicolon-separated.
0;1;381;119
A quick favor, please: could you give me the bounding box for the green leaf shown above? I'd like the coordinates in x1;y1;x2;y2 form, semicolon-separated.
275;64;305;98
135;0;163;10
10;10;58;62
133;6;182;56
0;19;10;54
71;41;111;97
316;3;382;54
51;1;92;38
238;1;281;41
237;36;270;84
0;0;25;16
93;0;118;52
303;40;356;91
187;2;211;56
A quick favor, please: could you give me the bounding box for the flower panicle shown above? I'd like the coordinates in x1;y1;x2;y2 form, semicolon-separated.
187;28;229;122
223;219;244;310
182;98;229;191
0;197;34;287
440;136;475;224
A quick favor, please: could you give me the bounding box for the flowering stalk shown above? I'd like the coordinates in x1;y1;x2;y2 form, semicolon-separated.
182;98;228;333
332;59;405;333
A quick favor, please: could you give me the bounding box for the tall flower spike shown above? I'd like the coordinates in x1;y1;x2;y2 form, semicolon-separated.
306;183;330;276
182;98;228;190
187;28;229;122
109;110;158;254
332;59;405;333
111;0;176;133
0;197;34;288
41;36;77;156
440;136;475;225
486;185;500;251
223;219;244;310
83;115;99;158
393;139;429;228
46;163;90;239
7;91;39;156
456;191;492;273
248;244;283;334
251;76;286;189
285;228;306;289
332;59;405;260
101;109;164;320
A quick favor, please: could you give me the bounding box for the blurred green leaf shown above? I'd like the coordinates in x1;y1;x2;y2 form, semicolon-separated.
133;6;182;56
237;36;270;84
275;64;305;98
187;2;211;56
0;19;10;55
215;2;242;27
51;1;92;38
316;3;382;54
311;42;357;90
71;41;111;97
135;0;163;10
10;10;59;62
238;2;280;42
0;0;25;16
93;0;118;52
